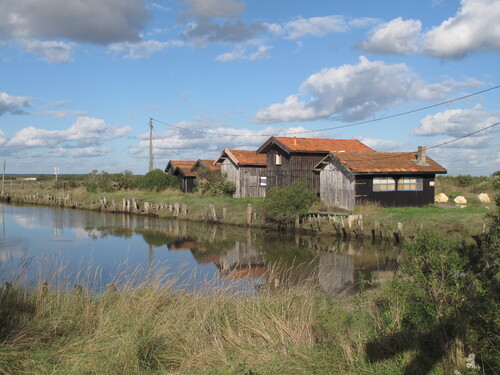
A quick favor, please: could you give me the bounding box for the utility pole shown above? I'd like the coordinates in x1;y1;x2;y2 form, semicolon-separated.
1;159;5;195
149;117;154;172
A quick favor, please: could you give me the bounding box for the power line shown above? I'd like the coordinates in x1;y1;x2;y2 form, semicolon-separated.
152;84;500;137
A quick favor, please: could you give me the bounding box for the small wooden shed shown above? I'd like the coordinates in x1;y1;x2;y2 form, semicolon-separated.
256;136;375;194
164;160;197;193
214;149;267;198
314;147;447;210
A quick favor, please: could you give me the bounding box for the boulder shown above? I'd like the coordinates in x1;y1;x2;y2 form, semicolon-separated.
454;196;467;205
477;193;491;203
434;193;449;203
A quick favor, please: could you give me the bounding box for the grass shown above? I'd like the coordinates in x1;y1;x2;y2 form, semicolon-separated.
0;269;467;375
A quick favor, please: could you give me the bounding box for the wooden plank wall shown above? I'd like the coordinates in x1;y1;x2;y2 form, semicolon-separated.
319;162;356;210
221;160;266;198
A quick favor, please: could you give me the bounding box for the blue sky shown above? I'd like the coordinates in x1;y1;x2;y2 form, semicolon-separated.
1;0;499;176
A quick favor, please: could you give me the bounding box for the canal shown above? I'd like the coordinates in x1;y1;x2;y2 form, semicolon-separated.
0;203;400;295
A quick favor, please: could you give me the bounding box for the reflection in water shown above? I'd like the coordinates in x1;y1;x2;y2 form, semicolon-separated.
0;203;400;295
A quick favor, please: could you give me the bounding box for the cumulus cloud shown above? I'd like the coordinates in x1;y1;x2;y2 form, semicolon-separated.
0;92;31;116
358;0;500;59
20;39;75;63
268;15;379;39
182;0;245;19
355;136;408;152
356;17;421;55
216;44;271;61
50;146;113;157
0;0;149;44
181;19;266;46
254;56;479;124
129;118;310;159
6;117;132;148
413;105;500;137
108;39;184;59
422;0;500;59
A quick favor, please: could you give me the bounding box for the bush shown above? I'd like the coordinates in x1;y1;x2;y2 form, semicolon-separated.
262;179;318;229
196;170;235;197
139;169;180;192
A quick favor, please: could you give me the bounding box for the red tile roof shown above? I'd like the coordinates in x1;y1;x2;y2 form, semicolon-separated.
258;136;375;154
330;152;446;174
169;160;196;169
177;166;196;177
192;159;221;172
215;149;266;166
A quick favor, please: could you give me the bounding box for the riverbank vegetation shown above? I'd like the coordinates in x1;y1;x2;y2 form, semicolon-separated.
2;171;498;238
0;206;498;374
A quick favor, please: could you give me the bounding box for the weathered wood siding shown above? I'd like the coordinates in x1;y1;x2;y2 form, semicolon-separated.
180;176;195;193
221;159;266;198
265;146;326;193
319;161;356;210
355;174;436;207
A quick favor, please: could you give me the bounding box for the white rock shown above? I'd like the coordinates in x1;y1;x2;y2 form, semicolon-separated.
454;196;467;205
434;193;449;203
477;193;491;203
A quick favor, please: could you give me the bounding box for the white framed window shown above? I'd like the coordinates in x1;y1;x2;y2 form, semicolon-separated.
373;177;395;191
259;176;267;186
275;154;282;166
398;177;423;191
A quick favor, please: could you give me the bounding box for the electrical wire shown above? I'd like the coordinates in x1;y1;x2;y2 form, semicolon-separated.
151;84;500;137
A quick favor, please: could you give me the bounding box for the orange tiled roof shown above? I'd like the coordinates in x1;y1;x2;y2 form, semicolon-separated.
219;150;266;166
333;152;447;174
169;160;196;168
258;136;375;154
177;166;196;177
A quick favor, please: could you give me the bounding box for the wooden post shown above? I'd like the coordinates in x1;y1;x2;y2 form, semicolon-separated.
174;202;180;217
182;203;187;216
222;207;227;220
247;204;252;226
209;204;218;222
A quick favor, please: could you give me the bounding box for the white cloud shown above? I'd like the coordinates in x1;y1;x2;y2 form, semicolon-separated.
50;146;113;157
182;0;245;19
282;15;349;39
0;0;149;44
413;105;500;137
0;91;31;115
358;0;500;59
38;109;87;119
356;18;421;55
216;44;271;61
20;39;75;63
254;56;479;124
422;0;500;59
181;19;266;46
0;130;7;145
429;148;499;175
6;116;132;148
108;39;184;59
355;136;408;152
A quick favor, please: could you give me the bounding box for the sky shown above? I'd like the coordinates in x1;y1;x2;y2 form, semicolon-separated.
0;0;499;176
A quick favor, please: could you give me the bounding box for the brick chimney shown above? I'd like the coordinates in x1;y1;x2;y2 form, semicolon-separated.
416;146;429;166
293;136;297;145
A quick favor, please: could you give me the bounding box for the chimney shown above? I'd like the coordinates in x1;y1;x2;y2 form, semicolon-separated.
293;136;297;145
417;146;427;165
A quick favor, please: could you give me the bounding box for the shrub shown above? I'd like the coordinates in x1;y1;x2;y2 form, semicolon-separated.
139;169;180;192
196;170;235;197
262;179;318;229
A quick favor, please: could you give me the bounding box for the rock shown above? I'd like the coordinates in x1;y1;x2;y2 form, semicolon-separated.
434;193;449;203
477;193;491;203
454;196;467;205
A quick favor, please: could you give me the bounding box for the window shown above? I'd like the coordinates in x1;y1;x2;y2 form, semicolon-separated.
275;154;282;165
373;177;395;191
259;176;267;186
398;177;423;191
249;175;258;187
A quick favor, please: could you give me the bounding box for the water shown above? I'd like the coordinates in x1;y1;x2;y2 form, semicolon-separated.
0;203;400;295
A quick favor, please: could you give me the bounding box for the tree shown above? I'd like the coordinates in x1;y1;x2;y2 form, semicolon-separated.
139;169;180;192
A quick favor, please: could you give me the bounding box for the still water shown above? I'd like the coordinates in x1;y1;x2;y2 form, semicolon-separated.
0;203;400;295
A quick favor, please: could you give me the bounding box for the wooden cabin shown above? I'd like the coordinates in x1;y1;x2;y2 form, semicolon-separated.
164;160;197;193
214;149;267;198
314;146;447;210
256;136;375;194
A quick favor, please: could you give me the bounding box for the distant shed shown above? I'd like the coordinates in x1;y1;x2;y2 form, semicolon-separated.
214;149;267;198
164;160;197;193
